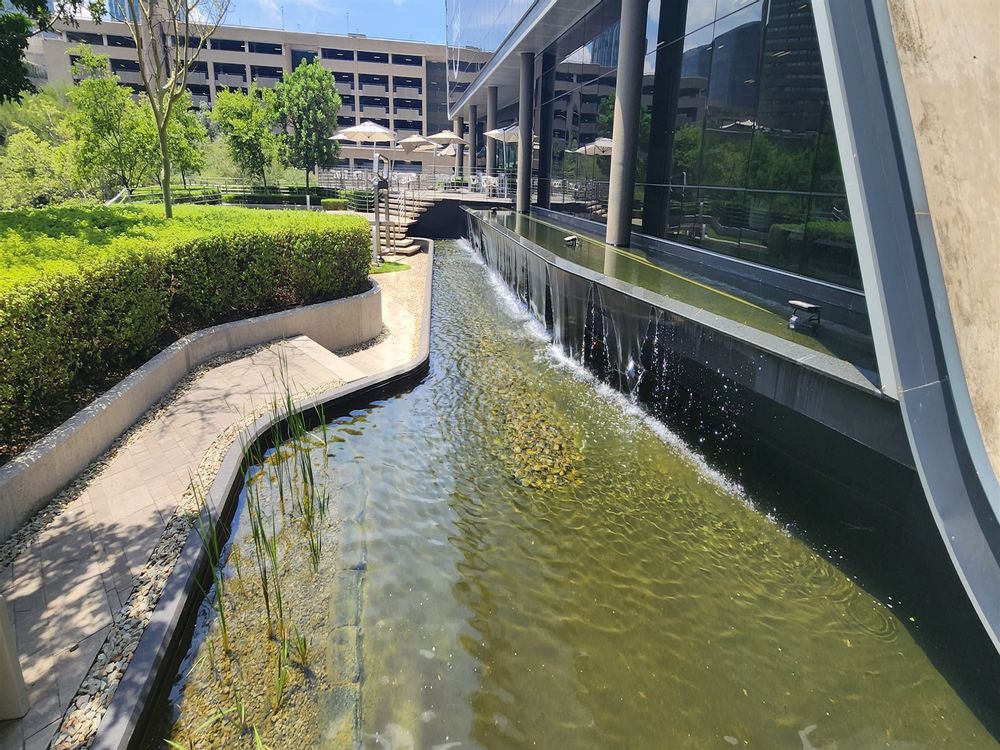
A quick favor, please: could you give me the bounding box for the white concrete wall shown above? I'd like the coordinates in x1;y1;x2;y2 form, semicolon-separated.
887;0;1000;477
0;285;382;543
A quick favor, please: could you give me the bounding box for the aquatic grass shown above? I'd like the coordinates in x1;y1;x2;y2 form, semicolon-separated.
291;626;311;670
246;483;274;637
270;641;291;711
192;482;230;653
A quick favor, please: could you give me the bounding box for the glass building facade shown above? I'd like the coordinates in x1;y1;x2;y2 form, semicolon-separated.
450;0;862;290
553;0;859;288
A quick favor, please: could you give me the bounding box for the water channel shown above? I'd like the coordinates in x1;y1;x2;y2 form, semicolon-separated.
162;241;998;748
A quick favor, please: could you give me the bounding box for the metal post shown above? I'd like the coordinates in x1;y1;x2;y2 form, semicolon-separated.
0;595;28;720
605;0;649;246
517;52;534;214
486;85;498;176
453;116;465;179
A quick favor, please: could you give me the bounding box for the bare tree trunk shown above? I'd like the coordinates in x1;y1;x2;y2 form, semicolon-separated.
305;168;310;210
158;125;173;218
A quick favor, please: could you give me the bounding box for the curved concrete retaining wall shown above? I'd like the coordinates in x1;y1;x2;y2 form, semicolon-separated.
0;284;382;545
90;241;433;750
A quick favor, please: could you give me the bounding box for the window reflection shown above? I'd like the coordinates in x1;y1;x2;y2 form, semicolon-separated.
621;0;862;288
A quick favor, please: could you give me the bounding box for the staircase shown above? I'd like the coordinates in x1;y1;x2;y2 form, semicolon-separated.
584;200;608;219
375;191;434;257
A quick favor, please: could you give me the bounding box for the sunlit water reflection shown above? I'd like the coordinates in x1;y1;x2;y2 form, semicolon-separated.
336;242;994;748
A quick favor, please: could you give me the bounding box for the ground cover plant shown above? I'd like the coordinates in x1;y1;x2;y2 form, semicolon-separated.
0;203;370;461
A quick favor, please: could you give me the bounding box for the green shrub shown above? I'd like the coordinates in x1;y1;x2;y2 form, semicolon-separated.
0;204;371;446
321;198;348;211
222;193;312;206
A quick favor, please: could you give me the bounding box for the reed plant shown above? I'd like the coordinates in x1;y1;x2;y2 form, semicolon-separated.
193;484;230;653
291;626;311;670
246;483;274;637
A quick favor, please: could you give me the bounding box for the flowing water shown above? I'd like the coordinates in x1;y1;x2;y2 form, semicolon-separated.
163;241;997;749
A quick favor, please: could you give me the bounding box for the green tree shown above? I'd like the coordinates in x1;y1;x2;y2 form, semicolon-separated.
115;0;229;217
0;84;73;147
275;60;341;200
0;0;103;103
211;84;279;189
166;92;208;189
66;46;158;196
0;127;71;208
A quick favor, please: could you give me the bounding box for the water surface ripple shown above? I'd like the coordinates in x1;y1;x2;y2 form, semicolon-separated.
339;243;995;749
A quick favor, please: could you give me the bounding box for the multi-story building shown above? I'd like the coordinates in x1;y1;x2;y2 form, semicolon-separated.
34;21;483;171
448;0;1000;653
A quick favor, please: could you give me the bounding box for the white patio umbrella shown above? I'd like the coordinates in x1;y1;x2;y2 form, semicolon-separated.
412;142;446;177
397;133;433;153
574;137;614;156
331;120;396;168
485;124;522;175
427;129;468;146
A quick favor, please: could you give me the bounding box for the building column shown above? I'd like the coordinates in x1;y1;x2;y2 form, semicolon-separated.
486;85;498;176
469;104;479;171
605;0;649;246
642;0;688;237
453;115;465;175
537;52;555;209
517;52;534;213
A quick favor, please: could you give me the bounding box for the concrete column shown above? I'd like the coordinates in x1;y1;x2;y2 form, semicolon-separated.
453;116;465;175
517;52;534;213
470;104;479;171
486;85;498;176
605;0;649;246
537;52;556;208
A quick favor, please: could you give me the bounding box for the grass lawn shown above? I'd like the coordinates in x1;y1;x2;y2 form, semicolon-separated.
0;202;359;293
370;260;411;274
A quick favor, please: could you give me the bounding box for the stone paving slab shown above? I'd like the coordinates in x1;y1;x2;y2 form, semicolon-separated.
0;257;427;750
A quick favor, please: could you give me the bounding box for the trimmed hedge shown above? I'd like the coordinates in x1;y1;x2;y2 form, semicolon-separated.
321;198;349;211
0;205;371;448
222;193;316;206
767;220;855;257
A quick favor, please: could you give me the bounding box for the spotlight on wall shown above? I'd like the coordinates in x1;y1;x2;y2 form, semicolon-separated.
564;235;578;247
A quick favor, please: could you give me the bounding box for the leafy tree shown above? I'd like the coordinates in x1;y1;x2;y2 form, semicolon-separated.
275;60;341;197
0;0;103;103
0;127;71;208
166;92;208;188
66;46;158;195
114;0;229;217
211;84;279;189
0;84;73;146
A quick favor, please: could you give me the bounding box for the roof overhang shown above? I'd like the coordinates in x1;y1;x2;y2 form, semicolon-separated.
448;0;601;119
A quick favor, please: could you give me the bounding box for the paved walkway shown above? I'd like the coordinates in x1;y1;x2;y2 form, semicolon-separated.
0;256;426;750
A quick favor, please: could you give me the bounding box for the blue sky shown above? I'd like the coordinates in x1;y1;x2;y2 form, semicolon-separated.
225;0;446;44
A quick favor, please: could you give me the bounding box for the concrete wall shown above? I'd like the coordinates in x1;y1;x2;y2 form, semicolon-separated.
0;286;382;544
887;0;1000;476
